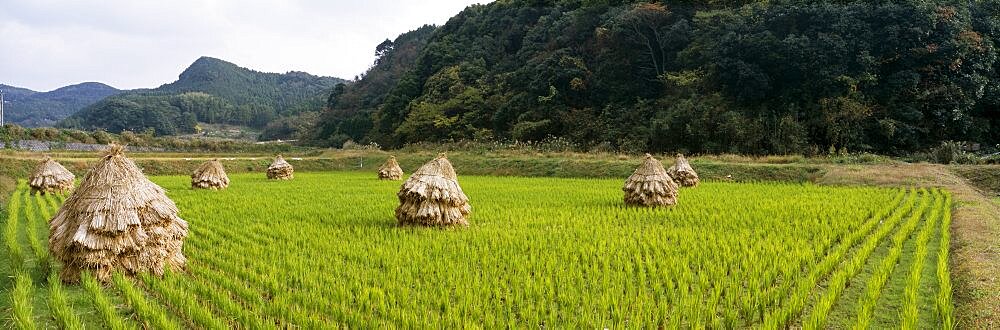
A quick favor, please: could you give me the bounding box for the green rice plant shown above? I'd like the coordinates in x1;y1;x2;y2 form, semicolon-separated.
803;189;921;329
762;189;908;328
900;190;944;328
852;189;934;329
5;185;24;273
139;271;228;329
22;194;48;273
180;268;274;329
47;272;83;330
81;272;134;330
0;172;956;328
10;272;35;330
111;271;181;330
937;193;954;329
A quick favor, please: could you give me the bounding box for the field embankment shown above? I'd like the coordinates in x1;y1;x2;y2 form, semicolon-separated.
1;150;824;182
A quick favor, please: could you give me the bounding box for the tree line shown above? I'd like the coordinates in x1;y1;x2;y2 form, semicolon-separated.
309;0;1000;155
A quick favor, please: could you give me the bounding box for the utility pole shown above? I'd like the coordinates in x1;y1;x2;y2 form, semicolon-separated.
0;90;5;126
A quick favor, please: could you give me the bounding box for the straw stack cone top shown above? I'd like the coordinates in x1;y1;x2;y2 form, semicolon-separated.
48;144;188;283
191;159;230;189
667;153;700;187
29;156;75;195
378;156;404;180
396;153;471;226
267;155;294;180
624;154;679;207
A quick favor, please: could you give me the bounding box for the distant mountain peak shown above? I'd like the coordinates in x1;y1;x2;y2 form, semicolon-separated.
178;56;243;83
50;82;119;94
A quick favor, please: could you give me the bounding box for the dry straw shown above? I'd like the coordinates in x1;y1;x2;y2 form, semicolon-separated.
396;153;471;226
29;157;75;195
624;154;679;207
378;156;404;180
191;159;230;189
667;153;700;187
48;144;188;283
267;155;294;180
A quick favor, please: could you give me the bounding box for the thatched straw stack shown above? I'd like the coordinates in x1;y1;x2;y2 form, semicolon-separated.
48;144;188;283
378;156;404;180
191;159;229;189
396;154;471;226
29;157;75;195
667;153;700;187
266;155;294;180
623;154;679;207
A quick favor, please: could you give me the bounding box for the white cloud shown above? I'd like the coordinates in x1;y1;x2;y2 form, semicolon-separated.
0;0;490;91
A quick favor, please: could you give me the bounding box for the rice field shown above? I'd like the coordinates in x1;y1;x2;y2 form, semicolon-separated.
2;172;953;328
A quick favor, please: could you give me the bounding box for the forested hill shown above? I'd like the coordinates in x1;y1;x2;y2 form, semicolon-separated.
309;0;1000;155
60;57;345;136
0;82;121;127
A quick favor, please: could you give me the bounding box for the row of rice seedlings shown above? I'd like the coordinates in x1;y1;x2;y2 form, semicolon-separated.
5;185;36;329
18;188;87;330
937;193;954;329
171;266;274;329
186;238;324;327
22;192;49;273
139;271;228;329
900;190;945;328
81;272;136;330
761;189;909;328
111;271;182;329
4;185;24;272
47;272;83;329
802;189;923;329
748;188;906;324
188;215;367;325
10;272;36;329
852;189;935;328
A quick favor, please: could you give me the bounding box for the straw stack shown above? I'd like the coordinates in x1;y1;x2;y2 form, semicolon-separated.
267;155;294;180
395;154;471;226
624;154;679;207
191;159;230;189
28;157;75;195
667;153;700;187
48;144;188;283
378;156;404;180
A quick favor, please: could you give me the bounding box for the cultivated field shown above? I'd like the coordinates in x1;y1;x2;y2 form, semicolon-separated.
2;172;953;328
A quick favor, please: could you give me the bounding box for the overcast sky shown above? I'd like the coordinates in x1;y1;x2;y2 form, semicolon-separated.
0;0;490;92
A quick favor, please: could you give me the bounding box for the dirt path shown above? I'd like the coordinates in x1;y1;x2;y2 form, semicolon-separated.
819;164;1000;328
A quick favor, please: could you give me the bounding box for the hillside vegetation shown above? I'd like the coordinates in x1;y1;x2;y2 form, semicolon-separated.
0;83;121;127
309;0;1000;155
60;57;345;136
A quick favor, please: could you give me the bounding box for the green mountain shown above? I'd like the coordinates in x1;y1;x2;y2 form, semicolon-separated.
60;57;345;136
309;0;1000;155
0;82;121;127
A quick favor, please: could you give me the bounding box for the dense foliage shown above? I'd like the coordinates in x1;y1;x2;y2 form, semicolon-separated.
0;83;121;127
309;25;438;146
2;173;950;327
60;57;344;136
311;0;1000;155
